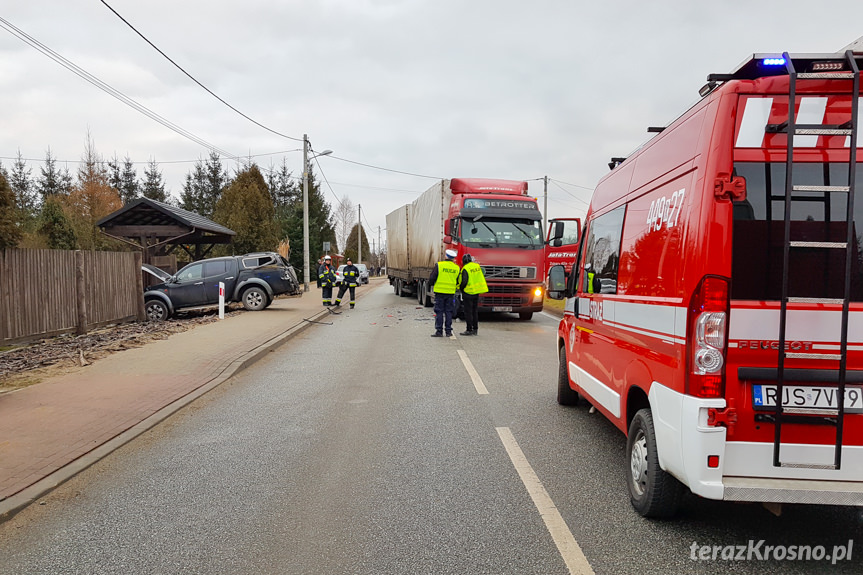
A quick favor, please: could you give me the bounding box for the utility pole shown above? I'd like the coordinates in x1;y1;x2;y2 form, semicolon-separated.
358;204;362;264
543;175;548;237
302;135;310;292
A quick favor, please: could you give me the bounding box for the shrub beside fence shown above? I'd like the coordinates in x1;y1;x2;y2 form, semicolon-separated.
0;249;145;344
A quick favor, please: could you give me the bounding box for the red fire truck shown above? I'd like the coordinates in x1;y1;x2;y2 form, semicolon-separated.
547;46;863;517
387;178;545;319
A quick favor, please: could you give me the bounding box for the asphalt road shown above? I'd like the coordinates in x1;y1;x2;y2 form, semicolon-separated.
0;282;861;574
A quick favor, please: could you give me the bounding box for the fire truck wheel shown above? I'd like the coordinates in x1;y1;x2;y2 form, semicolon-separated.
557;347;579;406
626;408;683;518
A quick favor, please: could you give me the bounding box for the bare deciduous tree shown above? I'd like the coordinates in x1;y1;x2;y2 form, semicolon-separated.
333;195;355;255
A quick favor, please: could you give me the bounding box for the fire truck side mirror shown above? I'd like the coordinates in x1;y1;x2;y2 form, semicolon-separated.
547;265;566;300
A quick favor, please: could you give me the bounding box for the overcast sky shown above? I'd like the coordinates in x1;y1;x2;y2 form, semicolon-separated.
1;0;862;250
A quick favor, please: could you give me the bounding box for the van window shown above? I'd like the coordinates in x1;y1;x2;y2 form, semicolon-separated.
732;162;863;301
581;206;625;294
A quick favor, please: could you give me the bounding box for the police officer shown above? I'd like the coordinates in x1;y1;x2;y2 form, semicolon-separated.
335;257;360;308
430;249;460;337
457;254;488;336
318;255;336;306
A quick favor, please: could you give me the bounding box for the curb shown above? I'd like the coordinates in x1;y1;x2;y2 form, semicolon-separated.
0;302;334;524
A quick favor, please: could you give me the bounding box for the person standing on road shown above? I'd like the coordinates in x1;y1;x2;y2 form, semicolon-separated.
429;249;460;338
335;258;360;309
318;255;336;306
457;254;488;336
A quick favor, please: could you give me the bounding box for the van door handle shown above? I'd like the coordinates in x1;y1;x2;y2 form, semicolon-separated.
194;282;204;285
225;277;234;280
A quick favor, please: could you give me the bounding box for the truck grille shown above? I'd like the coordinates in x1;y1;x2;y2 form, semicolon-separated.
480;295;525;306
487;285;533;294
481;266;536;280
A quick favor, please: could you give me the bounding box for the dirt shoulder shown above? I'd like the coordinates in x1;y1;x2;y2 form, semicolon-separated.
0;306;242;394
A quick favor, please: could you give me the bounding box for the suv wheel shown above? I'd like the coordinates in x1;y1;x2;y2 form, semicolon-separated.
145;299;169;321
242;286;268;311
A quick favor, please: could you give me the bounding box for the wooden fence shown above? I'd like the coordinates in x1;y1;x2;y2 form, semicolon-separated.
0;249;145;344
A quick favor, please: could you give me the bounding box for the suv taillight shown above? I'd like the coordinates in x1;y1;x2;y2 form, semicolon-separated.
686;276;729;398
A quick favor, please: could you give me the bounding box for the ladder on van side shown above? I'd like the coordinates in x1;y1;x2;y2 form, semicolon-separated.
767;51;860;470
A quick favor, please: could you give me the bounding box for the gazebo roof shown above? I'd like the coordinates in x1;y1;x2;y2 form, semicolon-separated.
97;197;235;237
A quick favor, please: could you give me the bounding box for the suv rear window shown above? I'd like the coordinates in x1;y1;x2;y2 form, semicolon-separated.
732;162;863;301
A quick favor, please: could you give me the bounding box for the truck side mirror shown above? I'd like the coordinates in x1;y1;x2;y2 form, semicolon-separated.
547;221;564;243
444;220;451;235
547;265;566;300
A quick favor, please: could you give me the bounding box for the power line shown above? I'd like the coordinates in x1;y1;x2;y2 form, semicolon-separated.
328;155;442;180
549;179;591;206
99;0;303;143
0;16;239;160
549;178;594;192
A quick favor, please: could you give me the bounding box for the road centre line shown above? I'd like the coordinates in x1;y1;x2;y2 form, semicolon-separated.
457;349;489;395
496;427;595;575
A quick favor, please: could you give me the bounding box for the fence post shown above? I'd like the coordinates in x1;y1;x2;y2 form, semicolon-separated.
75;250;87;335
134;251;146;322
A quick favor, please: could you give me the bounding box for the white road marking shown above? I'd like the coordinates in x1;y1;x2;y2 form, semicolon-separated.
457;349;489;395
496;427;595;575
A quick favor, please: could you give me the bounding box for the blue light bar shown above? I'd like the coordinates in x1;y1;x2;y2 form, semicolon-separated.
762;57;787;66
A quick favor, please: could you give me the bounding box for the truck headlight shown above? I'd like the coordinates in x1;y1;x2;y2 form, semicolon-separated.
533;287;543;302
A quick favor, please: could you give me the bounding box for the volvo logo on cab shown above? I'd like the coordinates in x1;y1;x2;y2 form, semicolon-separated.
738;340;814;351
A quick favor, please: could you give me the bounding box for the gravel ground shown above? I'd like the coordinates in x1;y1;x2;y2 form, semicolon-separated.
0;305;242;391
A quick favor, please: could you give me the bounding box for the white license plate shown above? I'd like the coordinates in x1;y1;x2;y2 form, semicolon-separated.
492;306;512;312
752;384;863;413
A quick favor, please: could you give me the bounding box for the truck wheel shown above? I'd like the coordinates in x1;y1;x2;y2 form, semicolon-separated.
557;346;579;405
519;312;533;320
241;286;268;311
626;408;684;518
422;282;432;307
145;299;169;321
394;279;402;297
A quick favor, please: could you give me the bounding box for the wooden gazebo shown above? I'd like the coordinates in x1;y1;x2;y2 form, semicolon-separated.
97;198;235;271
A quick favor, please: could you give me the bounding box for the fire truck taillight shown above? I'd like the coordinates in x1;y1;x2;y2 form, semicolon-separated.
687;276;730;398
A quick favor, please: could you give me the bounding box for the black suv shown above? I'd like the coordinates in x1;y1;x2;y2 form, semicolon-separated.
142;252;300;321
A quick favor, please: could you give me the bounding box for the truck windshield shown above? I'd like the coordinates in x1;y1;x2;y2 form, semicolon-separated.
460;218;543;249
731;162;863;302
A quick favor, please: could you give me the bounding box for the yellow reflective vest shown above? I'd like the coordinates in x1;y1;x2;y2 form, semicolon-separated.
433;260;460;294
461;262;488;295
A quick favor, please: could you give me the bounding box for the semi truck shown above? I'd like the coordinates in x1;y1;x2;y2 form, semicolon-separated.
386;178;545;320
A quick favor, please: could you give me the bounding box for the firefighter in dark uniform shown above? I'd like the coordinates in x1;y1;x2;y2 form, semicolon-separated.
430;249;460;337
335;258;360;308
318;255;336;306
457;253;488;336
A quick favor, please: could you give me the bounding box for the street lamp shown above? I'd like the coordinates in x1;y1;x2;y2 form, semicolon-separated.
303;134;332;292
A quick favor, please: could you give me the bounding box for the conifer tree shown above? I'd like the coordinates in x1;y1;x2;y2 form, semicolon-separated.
142;158;168;202
180;152;228;217
38;196;77;249
343;223;371;263
9;151;39;225
280;170;336;270
107;154;140;205
37;148;66;200
0;170;23;249
212;165;279;254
